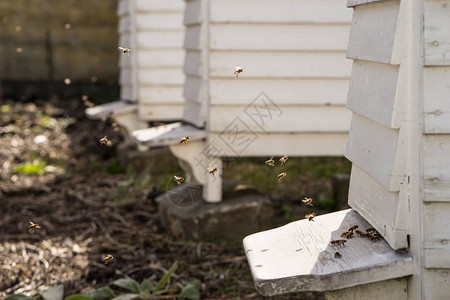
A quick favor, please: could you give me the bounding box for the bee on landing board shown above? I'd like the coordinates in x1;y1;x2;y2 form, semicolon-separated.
334;251;342;258
348;225;359;232
180;136;190;144
330;239;347;246
118;47;131;56
277;172;287;182
28;221;41;233
103;254;114;265
279;155;288;165
265;157;275;167
208;168;218;175
174;176;184;185
305;212;316;221
302;197;313;206
234;66;243;77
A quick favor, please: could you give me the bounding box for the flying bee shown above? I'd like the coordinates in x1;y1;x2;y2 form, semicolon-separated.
234;66;243;77
277;172;287;182
103;254;114;265
118;47;131;56
305;212;316;221
180;136;190;144
174;176;184;185
208;167;218;175
28;221;41;233
99;136;109;145
348;225;358;232
330;239;347;246
334;251;342;258
279;155;288;165
265;157;275;167
302;197;313;206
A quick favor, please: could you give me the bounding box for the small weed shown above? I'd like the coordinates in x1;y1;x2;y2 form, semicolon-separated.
13;160;47;175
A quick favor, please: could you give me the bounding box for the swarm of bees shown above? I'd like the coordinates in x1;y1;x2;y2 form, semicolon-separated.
99;136;112;146
208;167;218;175
302;197;313;206
277;172;287;182
118;47;131;56
340;225;358;239
279;155;288;165
265;157;275;167
234;66;243;77
103;254;114;265
174;176;184;185
28;221;41;233
180;136;190;144
305;212;316;221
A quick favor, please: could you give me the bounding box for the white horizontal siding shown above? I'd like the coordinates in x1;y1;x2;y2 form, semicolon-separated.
184;0;202;25
208;51;352;78
117;0;130;17
424;0;450;66
138;31;184;49
184;25;202;50
209;79;349;105
139;104;184;121
118;33;131;49
423;67;450;134
347;60;401;128
139;69;184;85
423;270;450;299
136;0;184;12
347;0;386;7
183;99;206;128
210;0;352;24
423;135;450;202
347;0;401;64
136;13;184;31
139;86;184;104
118;15;131;34
132;50;185;68
209;105;351;133
345;113;404;191
423;203;450;268
119;68;133;85
183;75;203;104
183;51;202;77
210;24;350;51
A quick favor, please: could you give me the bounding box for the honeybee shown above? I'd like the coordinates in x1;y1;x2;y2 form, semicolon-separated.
302;197;313;206
334;251;342;258
103;254;114;265
345;231;354;239
265;157;275;167
174;176;184;185
279;155;288;165
367;229;380;241
305;212;316;221
330;239;347;246
28;221;41;233
340;231;348;238
208;168;218;175
355;230;368;237
348;225;358;231
277;172;287;182
118;47;131;56
366;228;376;233
99;136;109;145
180;136;190;144
234;66;243;77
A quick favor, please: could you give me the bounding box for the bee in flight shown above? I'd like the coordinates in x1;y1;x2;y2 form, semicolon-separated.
234;66;243;77
103;254;114;265
302;197;313;206
28;221;41;233
305;212;316;221
334;251;342;258
208;168;218;175
180;136;190;144
279;155;288;165
174;176;184;185
99;136;108;145
265;157;275;167
118;47;131;56
277;172;287;182
330;239;347;246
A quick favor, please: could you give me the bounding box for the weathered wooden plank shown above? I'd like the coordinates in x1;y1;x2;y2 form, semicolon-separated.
183;75;203;104
347;0;387;7
347;60;401;128
209;51;352;79
423;67;450;133
184;0;202;25
139;69;184;85
210;24;350;51
133;122;206;147
184;25;202;50
345;113;404;191
136;0;184;12
347;0;402;64
121;50;185;68
86;101;137;119
423;203;450;268
348;165;409;250
136;13;183;31
209;105;351;133
209;132;348;156
138;31;184;49
423;270;450;299
183;50;202;77
183;99;206;128
424;0;450;66
210;0;352;24
138;104;184;121
139;86;184;104
210;79;350;105
243;209;413;296
423;135;450;202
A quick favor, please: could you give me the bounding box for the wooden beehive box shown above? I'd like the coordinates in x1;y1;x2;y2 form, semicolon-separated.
183;0;353;156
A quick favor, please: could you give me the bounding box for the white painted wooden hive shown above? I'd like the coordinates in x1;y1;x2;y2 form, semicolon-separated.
183;0;353;157
118;0;185;121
